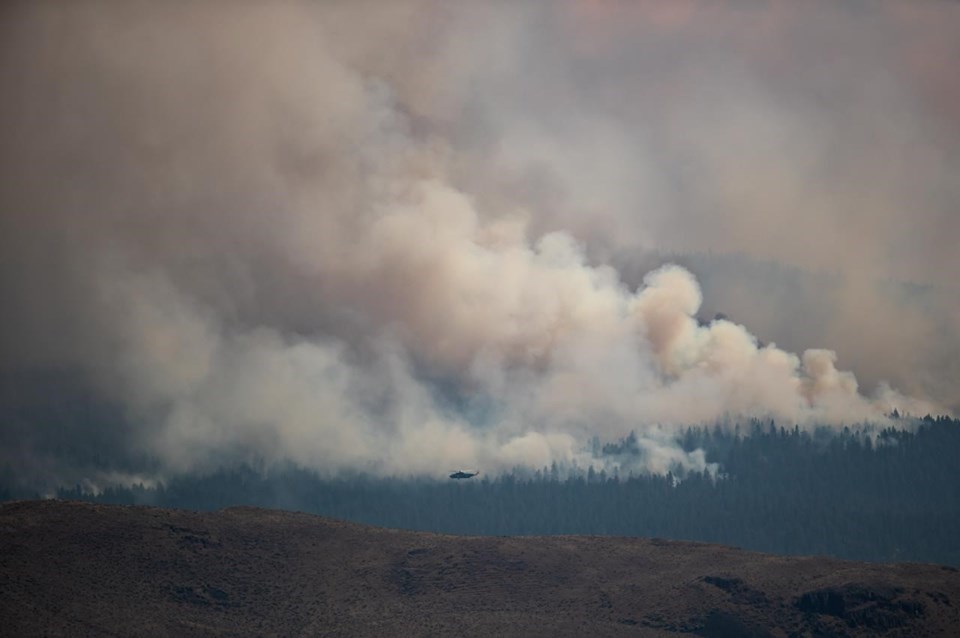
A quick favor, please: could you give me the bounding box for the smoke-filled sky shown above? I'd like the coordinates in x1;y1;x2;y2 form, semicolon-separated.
1;0;958;488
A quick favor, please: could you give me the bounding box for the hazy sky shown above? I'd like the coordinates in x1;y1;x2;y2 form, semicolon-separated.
1;0;957;488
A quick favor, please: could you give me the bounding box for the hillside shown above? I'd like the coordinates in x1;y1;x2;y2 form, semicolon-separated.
36;418;960;567
2;500;959;637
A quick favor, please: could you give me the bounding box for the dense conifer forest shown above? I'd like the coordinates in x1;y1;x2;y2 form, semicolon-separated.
5;416;959;566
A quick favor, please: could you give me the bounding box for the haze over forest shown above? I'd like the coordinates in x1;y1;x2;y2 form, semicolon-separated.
1;0;959;494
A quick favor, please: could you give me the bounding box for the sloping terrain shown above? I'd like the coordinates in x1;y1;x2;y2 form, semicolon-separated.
1;500;959;636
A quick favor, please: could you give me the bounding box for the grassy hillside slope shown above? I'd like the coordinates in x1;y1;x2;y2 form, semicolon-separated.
2;500;959;636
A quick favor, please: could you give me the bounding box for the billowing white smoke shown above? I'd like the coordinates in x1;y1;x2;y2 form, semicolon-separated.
100;183;934;478
0;1;950;483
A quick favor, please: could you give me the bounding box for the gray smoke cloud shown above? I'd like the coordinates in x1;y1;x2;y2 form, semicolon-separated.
0;1;955;488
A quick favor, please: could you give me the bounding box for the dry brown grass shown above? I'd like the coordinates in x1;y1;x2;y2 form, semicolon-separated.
2;500;959;636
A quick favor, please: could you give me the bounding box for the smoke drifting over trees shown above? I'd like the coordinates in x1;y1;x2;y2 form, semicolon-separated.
1;1;957;487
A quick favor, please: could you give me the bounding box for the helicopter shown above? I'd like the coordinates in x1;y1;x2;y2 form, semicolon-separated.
449;470;480;480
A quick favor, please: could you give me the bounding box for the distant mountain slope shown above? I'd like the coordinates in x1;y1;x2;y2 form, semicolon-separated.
2;501;959;637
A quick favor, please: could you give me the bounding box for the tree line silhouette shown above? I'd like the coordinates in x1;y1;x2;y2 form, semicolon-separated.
10;415;960;566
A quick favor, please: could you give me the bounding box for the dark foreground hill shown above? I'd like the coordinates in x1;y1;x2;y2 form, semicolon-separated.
2;501;959;637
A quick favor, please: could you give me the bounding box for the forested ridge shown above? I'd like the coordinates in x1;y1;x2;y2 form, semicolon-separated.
6;416;959;566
